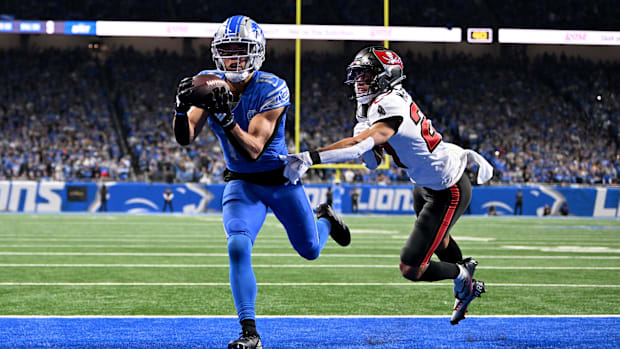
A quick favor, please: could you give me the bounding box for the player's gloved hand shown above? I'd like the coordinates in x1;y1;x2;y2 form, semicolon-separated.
207;87;236;132
353;121;371;136
278;151;320;185
174;77;194;115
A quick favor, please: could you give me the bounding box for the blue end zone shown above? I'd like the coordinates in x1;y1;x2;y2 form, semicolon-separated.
1;316;618;348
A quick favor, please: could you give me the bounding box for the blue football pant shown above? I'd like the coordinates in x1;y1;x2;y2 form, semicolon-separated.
222;180;331;322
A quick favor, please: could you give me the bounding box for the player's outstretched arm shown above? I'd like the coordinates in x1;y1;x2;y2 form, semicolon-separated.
317;121;395;159
280;121;395;183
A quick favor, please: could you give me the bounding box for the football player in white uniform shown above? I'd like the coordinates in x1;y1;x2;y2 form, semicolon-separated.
281;46;493;324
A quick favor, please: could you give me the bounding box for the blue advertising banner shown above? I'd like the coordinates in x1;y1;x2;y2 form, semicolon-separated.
0;21;13;32
0;181;618;217
64;21;96;35
17;21;43;33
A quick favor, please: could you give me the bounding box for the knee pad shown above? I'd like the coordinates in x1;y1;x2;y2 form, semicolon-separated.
400;246;424;268
227;234;252;263
297;244;320;261
225;218;250;237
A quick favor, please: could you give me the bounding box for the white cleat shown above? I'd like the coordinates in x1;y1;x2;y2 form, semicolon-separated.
453;257;478;300
451;279;486;325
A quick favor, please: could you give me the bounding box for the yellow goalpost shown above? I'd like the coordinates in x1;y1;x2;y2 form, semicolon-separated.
293;0;391;178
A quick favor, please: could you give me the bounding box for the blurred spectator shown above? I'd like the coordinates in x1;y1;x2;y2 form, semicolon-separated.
560;203;570;216
351;188;360;213
0;47;617;186
162;187;174;212
514;189;523;216
99;182;108;212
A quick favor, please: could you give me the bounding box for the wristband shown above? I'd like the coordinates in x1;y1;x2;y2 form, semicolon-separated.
309;150;321;165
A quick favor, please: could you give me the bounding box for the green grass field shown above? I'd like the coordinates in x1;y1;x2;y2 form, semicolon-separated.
1;214;619;317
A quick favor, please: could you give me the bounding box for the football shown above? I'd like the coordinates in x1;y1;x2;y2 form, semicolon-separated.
187;74;229;107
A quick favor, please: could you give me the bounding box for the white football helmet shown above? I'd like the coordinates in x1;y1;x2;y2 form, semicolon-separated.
211;15;266;83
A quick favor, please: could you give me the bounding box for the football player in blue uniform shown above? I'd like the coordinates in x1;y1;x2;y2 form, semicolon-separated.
172;15;350;349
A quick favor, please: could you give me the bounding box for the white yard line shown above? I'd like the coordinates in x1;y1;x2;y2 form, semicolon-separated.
14;222;221;226
0;264;618;270
0;282;617;287
1;243;620;250
350;230;400;234
0;252;618;259
0;238;219;242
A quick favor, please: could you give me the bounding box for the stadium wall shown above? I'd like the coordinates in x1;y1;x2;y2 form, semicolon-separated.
1;181;618;217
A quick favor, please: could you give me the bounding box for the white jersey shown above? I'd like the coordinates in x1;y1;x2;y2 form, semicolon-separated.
362;86;489;190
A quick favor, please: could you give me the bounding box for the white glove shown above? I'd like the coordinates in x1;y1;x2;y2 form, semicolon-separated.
353;121;371;137
279;152;314;185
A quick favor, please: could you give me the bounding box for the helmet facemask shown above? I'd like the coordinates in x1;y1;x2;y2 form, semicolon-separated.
346;66;381;104
212;41;264;82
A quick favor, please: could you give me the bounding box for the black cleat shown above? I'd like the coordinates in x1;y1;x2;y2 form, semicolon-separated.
316;203;351;246
228;331;263;349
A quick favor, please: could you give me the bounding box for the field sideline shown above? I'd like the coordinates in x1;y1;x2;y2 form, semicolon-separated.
1;213;619;347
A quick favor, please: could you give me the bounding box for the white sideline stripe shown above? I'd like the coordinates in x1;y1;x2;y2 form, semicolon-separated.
1;315;619;319
0;264;618;270
0;282;618;287
0;242;618;253
351;230;399;234
0;238;221;242
503;245;620;253
2;244;620;250
0;245;400;250
0;252;619;259
17;222;221;226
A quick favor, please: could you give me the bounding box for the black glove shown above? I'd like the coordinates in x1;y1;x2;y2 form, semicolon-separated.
174;76;193;115
172;77;194;145
208;87;236;131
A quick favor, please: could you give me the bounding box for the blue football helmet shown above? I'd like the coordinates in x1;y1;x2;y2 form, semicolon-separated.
211;15;266;83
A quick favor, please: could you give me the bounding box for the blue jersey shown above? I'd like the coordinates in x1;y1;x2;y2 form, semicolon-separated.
198;70;290;173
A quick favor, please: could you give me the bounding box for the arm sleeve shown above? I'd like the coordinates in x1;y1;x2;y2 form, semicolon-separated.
318;137;376;164
173;113;191;146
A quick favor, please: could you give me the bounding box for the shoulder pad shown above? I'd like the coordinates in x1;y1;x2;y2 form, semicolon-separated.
256;72;290;112
367;90;408;124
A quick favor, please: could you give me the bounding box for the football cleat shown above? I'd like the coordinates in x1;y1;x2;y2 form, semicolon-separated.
450;279;485;325
228;331;263;349
453;257;478;300
316;203;351;246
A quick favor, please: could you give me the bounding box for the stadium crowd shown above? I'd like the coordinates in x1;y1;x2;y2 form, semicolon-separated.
0;46;617;185
3;0;619;30
0;48;132;182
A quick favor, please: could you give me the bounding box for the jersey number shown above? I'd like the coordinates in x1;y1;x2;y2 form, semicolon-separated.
410;103;441;152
